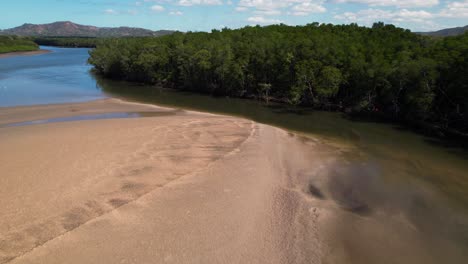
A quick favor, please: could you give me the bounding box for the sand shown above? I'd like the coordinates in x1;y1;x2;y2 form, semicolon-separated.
1;99;462;264
0;99;327;263
0;50;51;59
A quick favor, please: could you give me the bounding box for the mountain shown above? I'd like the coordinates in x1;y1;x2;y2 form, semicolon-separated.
0;21;175;37
417;25;468;37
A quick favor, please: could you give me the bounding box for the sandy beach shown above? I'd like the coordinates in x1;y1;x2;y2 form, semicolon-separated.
0;99;463;264
0;99;326;263
0;50;51;59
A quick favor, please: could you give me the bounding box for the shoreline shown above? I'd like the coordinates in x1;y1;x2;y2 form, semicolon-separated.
0;98;332;263
0;98;299;263
0;49;51;59
96;73;468;146
0;98;180;127
1;99;465;264
0;98;236;127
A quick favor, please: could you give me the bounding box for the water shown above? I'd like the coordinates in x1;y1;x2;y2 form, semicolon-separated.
0;111;180;128
0;46;105;107
2;47;468;262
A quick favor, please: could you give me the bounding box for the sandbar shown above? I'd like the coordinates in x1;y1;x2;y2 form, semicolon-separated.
0;99;461;264
0;50;51;59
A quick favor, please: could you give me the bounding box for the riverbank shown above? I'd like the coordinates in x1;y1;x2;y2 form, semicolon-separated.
0;99;323;263
1;99;466;264
0;49;50;59
99;76;468;147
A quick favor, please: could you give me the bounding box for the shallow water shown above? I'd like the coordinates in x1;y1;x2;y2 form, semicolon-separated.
2;47;468;263
0;111;177;128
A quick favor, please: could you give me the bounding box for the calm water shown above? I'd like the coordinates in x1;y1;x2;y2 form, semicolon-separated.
2;47;468;262
0;46;105;107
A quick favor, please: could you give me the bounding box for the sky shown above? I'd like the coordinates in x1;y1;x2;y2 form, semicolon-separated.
1;0;467;32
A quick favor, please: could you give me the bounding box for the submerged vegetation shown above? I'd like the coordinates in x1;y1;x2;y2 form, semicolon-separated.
88;23;468;135
0;35;38;53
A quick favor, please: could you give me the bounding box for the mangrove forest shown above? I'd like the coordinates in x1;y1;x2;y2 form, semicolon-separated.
87;23;468;136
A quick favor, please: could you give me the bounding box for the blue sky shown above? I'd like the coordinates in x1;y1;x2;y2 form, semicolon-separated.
1;0;467;32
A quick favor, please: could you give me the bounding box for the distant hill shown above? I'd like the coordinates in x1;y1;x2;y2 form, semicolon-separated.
0;21;175;37
417;25;468;37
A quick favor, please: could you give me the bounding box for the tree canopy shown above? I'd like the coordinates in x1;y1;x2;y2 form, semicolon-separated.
0;36;38;53
33;37;100;48
88;23;468;135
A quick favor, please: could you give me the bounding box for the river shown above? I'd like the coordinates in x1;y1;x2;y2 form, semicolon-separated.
1;47;467;263
0;46;105;107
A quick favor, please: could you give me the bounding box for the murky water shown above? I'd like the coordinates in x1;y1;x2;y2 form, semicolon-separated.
1;47;467;263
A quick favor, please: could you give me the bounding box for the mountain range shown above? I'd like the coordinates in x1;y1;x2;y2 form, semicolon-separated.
1;21;466;38
0;21;175;37
417;25;468;37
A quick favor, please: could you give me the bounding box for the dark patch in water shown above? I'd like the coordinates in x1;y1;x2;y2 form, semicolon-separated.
345;203;372;215
326;162;381;216
308;183;326;199
331;183;373;216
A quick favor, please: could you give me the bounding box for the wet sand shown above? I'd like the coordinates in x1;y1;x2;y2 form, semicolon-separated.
0;99;466;264
0;50;51;59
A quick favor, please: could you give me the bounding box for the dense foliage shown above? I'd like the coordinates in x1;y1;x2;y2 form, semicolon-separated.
34;37;99;48
0;36;38;53
88;23;468;134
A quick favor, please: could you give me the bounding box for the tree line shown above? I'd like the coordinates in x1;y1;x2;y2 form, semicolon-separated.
0;35;38;53
88;23;468;135
33;37;99;48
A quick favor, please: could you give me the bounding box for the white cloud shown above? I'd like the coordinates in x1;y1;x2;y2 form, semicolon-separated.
150;5;165;12
254;9;282;16
239;0;288;10
104;9;118;14
236;6;249;11
332;0;439;8
100;0;464;31
291;2;326;16
439;1;468;18
178;0;223;6
247;16;283;24
335;8;435;24
335;0;468;28
238;0;326;17
169;10;184;15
